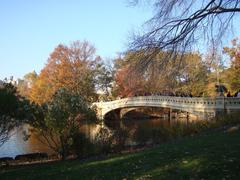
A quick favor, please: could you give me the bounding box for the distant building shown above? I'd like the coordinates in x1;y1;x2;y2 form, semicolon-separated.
0;80;3;88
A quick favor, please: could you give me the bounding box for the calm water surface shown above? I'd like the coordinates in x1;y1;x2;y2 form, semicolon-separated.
0;117;191;158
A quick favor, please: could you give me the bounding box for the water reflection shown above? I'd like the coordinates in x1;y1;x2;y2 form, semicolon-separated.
0;125;52;158
0;117;193;158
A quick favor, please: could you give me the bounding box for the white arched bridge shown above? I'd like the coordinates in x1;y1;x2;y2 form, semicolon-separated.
93;96;240;120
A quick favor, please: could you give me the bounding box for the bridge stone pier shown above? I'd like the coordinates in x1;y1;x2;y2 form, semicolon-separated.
93;96;240;120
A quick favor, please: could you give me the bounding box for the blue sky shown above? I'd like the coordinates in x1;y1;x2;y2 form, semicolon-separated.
0;0;152;79
1;1;239;80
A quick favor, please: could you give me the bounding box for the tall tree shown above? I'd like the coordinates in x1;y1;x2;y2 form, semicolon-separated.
223;38;240;93
112;52;147;97
176;53;210;96
30;41;100;104
95;62;114;100
0;82;32;146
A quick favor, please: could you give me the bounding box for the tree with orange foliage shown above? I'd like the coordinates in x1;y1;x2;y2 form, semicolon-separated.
112;50;209;98
114;64;145;98
112;53;147;98
223;38;240;93
30;41;100;104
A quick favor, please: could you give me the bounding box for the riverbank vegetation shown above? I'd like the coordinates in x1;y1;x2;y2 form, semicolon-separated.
1;126;240;179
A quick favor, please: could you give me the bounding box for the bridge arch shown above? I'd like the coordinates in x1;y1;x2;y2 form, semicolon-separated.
103;105;199;120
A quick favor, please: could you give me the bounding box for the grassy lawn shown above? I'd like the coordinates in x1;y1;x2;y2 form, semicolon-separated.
1;129;240;179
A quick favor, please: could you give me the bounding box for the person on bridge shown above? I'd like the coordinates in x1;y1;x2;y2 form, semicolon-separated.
237;90;240;97
226;91;231;97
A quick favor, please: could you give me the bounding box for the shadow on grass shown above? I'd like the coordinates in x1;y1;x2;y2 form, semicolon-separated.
1;130;240;179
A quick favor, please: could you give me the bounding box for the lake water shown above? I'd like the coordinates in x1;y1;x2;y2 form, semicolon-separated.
0;125;53;158
0;117;193;158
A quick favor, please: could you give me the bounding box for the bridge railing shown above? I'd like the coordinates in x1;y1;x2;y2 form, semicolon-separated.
224;97;240;109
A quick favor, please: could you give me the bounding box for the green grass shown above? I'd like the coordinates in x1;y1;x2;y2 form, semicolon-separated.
1;130;240;179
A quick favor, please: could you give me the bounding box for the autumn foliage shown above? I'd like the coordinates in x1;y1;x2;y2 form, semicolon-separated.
223;38;240;93
30;41;100;104
112;51;209;98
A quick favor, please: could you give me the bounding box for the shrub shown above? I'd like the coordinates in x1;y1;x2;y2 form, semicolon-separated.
72;132;97;158
93;126;114;154
111;127;129;153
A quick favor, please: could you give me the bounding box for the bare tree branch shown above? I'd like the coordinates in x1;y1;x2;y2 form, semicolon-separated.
130;0;240;70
